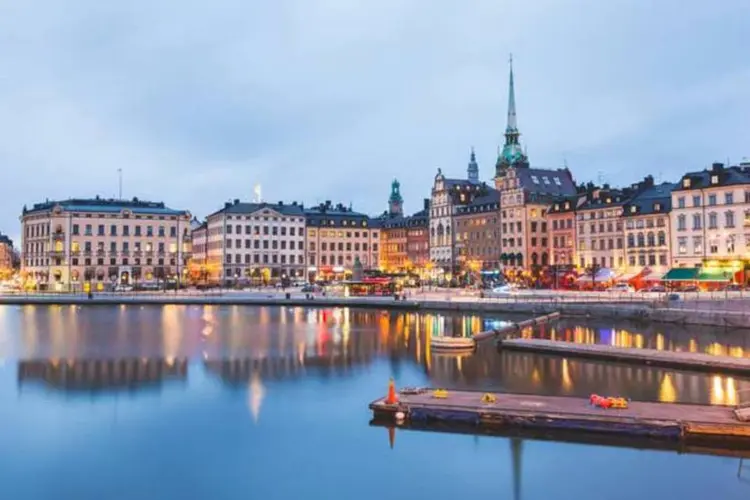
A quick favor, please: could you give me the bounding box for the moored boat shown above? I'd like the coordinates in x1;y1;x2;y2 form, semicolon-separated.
430;336;476;351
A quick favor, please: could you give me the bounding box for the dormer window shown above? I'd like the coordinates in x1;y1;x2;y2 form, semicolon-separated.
683;178;691;188
542;176;550;184
531;175;539;184
564;202;570;209
606;198;612;204
554;204;559;210
554;177;562;186
711;175;719;185
654;203;661;212
630;206;637;213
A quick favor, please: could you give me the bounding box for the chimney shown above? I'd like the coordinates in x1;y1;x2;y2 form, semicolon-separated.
423;198;430;211
224;202;231;209
233;198;240;205
278;201;283;205
712;162;724;172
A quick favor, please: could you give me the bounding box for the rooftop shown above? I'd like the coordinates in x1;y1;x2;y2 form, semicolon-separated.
211;199;305;218
23;197;189;217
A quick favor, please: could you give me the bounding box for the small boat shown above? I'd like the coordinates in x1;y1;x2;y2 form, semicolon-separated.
430;336;476;351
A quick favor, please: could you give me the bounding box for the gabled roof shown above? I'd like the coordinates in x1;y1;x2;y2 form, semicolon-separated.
305;202;379;229
23;198;188;216
623;182;676;217
674;163;750;191
517;168;576;198
455;188;500;216
211;201;305;218
547;194;583;214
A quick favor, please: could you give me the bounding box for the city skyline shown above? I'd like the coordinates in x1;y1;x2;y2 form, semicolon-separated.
1;1;749;243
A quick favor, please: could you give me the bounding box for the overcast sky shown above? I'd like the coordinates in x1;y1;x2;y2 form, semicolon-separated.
1;0;748;242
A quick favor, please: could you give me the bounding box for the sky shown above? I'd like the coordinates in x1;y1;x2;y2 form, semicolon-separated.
0;0;748;242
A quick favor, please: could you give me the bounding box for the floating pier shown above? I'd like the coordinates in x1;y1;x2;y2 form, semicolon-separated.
498;338;750;376
369;388;750;444
472;312;560;342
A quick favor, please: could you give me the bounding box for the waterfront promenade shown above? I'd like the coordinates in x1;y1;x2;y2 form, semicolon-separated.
1;287;750;328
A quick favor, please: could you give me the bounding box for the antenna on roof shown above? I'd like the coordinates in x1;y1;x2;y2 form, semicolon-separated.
117;168;123;199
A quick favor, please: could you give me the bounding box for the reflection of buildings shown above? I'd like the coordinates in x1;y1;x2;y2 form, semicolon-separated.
18;358;188;391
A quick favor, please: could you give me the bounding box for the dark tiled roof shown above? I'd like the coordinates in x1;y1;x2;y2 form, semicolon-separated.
547;194;583;214
577;189;634;211
0;233;12;246
305;203;379;229
622;182;676;217
23;198;188;216
455;189;500;216
674;164;750;191
517;168;576;199
381;211;429;229
212;201;305;218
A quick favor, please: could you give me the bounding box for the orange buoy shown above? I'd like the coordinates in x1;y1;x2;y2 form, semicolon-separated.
385;378;398;404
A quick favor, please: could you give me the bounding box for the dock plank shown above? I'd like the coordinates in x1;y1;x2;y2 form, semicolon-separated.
498;338;750;375
369;389;750;443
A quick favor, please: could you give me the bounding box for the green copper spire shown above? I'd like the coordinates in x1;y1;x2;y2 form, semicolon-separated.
496;53;529;176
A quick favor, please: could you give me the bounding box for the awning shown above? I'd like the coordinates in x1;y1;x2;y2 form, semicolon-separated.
642;266;669;280
662;268;699;281
576;268;616;283
696;268;733;282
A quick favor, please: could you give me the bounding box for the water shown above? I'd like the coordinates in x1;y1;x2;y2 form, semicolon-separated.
0;304;749;499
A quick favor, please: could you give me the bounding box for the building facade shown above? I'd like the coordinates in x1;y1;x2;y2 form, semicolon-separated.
429;150;488;274
191;199;306;284
670;162;750;274
454;189;501;272
0;233;13;278
576;189;627;270
20;197;192;290
493;58;577;269
622;182;674;274
305;202;380;280
546;196;581;267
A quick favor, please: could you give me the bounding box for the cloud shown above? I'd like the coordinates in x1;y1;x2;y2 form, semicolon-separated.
0;0;748;243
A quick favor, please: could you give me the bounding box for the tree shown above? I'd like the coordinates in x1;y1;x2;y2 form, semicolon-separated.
586;262;601;289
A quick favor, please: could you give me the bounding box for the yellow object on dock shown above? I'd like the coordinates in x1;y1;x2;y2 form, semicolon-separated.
481;393;497;404
432;389;448;399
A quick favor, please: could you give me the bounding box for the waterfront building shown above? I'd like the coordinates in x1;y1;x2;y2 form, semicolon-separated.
0;233;13;278
380;180;430;274
429;149;490;276
454;188;501;274
493;58;576;269
575;188;628;271
622;182;674;276
20;197;192;290
668;161;750;284
546;195;584;267
305;201;380;281
192;199;306;284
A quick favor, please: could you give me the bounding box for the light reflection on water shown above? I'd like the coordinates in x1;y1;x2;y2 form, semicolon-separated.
1;305;750;499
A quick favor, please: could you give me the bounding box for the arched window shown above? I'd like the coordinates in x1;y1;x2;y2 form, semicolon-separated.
627;234;635;248
637;233;645;247
657;231;666;246
647;232;655;247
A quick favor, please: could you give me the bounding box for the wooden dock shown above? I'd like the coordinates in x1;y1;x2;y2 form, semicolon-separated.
472;312;561;342
498;338;750;375
369;389;750;445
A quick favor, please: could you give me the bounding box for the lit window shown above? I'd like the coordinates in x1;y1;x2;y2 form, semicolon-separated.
711;175;719;185
630;206;636;213
531;175;539;184
683;178;691;188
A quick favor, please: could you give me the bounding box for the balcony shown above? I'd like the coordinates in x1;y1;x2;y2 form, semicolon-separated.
52;232;65;241
48;250;64;258
96;250;105;257
121;250;130;257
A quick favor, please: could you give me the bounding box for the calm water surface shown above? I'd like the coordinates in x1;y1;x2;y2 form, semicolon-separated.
1;304;749;499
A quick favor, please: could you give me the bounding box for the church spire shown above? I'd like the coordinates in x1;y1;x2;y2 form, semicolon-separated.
506;54;518;134
467;146;479;183
495;53;529;177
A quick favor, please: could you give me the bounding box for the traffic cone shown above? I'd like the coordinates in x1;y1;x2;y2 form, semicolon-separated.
385;378;398;404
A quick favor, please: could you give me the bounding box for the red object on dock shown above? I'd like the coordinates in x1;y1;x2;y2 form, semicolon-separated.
385;378;398;404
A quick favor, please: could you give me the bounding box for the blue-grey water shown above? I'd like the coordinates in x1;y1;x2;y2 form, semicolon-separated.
1;304;750;499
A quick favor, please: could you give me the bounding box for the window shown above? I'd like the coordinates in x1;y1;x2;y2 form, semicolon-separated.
683;178;691;188
677;215;687;230
657;231;666;246
726;211;736;228
531;175;539;184
711;175;719;185
692;214;702;230
553;177;562;186
708;194;717;206
726;192;734;205
542;176;550;184
72;224;79;235
693;236;703;254
135;226;141;236
693;195;701;207
677;197;685;209
727;236;736;254
678;237;687;255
